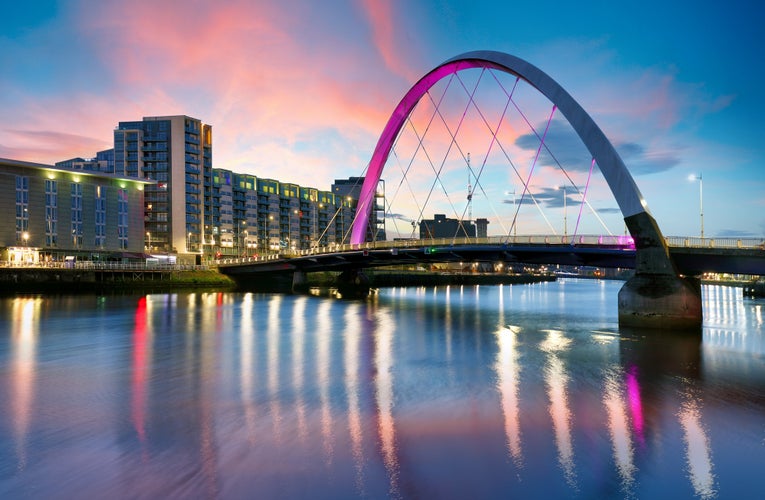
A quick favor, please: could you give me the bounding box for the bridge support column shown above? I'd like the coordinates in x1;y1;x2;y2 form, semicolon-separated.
618;212;702;330
618;274;702;330
292;270;308;293
335;269;370;299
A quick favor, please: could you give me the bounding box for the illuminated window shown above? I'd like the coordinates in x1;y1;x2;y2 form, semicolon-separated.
71;183;83;247
118;189;128;249
95;185;106;247
45;179;58;246
15;176;29;243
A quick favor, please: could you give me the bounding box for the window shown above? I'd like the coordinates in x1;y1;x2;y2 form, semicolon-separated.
95;185;106;247
15;176;29;243
71;183;83;247
118;189;128;249
45;179;58;246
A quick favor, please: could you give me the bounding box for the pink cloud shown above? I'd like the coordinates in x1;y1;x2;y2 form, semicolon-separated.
3;0;420;187
358;0;423;82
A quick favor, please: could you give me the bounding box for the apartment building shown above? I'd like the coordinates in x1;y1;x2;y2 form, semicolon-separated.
114;115;212;257
0;158;150;265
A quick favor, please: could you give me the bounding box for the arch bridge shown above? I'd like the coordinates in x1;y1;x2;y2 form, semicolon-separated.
224;51;764;330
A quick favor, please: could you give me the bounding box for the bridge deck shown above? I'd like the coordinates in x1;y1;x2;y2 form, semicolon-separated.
218;235;765;277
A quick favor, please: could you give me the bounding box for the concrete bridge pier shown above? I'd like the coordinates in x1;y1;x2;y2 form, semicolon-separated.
335;269;370;299
292;270;309;293
618;213;702;330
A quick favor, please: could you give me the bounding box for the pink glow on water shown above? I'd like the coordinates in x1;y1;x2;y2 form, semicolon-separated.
131;297;149;455
626;366;645;446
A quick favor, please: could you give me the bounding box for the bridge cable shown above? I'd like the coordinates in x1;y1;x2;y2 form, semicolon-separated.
509;104;559;243
445;70;521;237
489;70;614;237
384;74;459;239
401;70;484;242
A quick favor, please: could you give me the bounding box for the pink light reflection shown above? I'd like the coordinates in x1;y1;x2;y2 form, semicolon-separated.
131;296;149;457
625;366;645;446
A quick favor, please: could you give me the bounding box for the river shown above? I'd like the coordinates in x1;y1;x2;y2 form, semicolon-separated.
1;279;763;498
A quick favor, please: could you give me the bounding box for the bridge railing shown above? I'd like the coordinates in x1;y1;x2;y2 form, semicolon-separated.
665;236;765;249
0;261;212;271
218;234;764;265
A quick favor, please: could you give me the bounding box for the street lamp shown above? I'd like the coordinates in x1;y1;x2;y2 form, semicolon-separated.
505;189;517;238
146;231;151;251
556;185;567;239
688;173;703;239
263;214;274;254
290;209;299;251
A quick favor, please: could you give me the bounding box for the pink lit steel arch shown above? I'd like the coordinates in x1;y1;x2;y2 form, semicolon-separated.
350;50;658;247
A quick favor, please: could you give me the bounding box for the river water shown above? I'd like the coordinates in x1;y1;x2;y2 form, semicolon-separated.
0;279;763;499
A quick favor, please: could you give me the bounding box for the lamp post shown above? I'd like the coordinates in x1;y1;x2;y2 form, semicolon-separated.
505;189;517;239
342;196;352;244
146;231;151;251
292;209;299;251
688;173;703;239
556;185;567;239
263;214;273;254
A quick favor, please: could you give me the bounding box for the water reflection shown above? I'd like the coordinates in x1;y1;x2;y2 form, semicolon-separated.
240;293;256;444
603;368;636;492
368;302;398;498
678;391;716;499
316;299;334;466
494;323;524;469
542;329;577;489
131;296;150;457
10;298;41;472
0;283;762;498
343;303;366;495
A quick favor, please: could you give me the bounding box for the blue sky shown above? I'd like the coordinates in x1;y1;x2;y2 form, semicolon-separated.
1;0;762;238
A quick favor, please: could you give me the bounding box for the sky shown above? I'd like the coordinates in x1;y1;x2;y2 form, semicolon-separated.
1;0;763;239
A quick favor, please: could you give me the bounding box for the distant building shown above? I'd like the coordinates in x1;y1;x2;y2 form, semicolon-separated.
420;214;478;239
0;157;150;265
55;149;115;173
475;217;489;238
332;176;385;242
207;170;350;257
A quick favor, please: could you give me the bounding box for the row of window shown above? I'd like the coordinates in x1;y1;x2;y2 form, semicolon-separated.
16;176;129;249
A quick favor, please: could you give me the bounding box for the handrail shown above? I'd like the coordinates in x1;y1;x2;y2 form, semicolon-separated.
216;234;764;265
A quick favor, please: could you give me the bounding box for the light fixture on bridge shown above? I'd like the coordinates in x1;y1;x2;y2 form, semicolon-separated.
555;185;568;239
688;173;703;239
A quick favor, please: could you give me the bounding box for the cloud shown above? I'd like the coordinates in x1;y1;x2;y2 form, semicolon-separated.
514;120;682;177
715;228;762;239
514;120;590;172
1;0;418;190
1;130;111;161
595;207;621;214
615;142;681;175
358;0;422;82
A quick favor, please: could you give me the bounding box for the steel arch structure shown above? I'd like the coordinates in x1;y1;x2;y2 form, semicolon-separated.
350;50;674;276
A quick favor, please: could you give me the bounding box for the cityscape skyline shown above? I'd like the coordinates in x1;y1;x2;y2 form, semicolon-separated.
1;0;763;239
